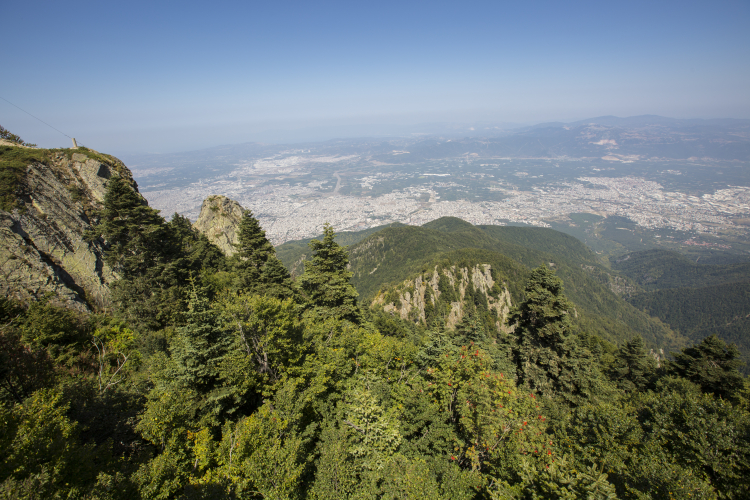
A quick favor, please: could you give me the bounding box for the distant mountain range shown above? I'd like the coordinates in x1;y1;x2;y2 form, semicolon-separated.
371;115;750;163
526;114;750;130
124;114;750;173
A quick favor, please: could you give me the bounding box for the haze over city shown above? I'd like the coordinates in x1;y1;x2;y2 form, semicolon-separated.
2;0;749;155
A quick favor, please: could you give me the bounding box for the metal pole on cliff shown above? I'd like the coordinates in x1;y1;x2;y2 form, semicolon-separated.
71;138;78;148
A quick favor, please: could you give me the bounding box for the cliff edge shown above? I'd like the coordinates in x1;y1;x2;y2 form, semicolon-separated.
0;145;138;311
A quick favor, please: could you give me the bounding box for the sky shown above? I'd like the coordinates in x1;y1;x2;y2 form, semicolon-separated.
2;0;749;155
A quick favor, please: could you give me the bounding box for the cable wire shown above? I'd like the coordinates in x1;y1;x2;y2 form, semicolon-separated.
0;95;74;140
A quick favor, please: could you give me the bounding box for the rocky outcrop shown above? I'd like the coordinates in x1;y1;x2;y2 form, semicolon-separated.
0;147;137;312
372;263;513;332
193;195;245;256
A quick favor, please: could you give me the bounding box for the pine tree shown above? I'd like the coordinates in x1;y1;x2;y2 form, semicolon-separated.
91;177;186;329
509;265;602;402
169;286;230;391
235;210;273;266
509;265;574;395
455;312;488;346
233;210;292;296
670;334;745;401
260;256;295;299
297;223;360;322
93;176;176;278
609;335;656;391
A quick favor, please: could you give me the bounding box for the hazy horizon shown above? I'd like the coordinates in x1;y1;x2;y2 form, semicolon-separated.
2;0;749;155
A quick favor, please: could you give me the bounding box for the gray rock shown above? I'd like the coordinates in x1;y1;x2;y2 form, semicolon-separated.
0;148;138;312
193;195;245;256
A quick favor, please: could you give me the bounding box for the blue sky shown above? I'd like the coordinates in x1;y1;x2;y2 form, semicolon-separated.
2;0;749;154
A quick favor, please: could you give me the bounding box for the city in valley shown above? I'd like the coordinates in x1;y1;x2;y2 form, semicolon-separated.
126;121;750;258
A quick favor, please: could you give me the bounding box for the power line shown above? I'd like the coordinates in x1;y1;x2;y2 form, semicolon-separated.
0;95;74;140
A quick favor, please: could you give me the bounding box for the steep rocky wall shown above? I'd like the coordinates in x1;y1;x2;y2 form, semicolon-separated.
373;263;513;331
193;195;245;256
0;147;137;312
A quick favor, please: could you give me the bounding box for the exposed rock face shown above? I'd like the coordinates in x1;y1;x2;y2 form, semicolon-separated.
0;147;138;312
372;263;513;332
193;195;245;256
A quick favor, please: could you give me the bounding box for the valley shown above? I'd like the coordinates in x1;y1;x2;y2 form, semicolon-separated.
129;118;750;263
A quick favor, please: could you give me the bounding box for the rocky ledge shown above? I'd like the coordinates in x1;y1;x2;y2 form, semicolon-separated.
0;146;137;311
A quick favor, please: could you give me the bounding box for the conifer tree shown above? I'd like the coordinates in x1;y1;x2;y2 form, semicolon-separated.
670;334;745;401
235;210;273;263
455;312;488;346
91;177;186;328
609;335;655;391
297;223;360;322
169;286;230;391
509;265;574;395
260;256;295;300
93;176;176;278
233;210;293;297
509;265;602;402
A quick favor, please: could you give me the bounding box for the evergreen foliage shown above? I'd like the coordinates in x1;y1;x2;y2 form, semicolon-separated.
280;217;684;351
297;223;361;322
94;176;175;279
509;265;604;404
4;186;750;499
669;334;745;401
609;335;656;391
233;210;274;286
232;210;295;298
613;248;750;374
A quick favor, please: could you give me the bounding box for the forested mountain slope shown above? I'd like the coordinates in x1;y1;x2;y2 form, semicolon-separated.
2;128;749;499
276;221;404;276
613;248;750;373
315;217;678;350
613;249;750;290
278;217;684;351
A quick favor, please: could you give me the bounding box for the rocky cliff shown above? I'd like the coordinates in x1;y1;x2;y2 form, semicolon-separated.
0;145;137;311
372;263;513;331
193;195;244;256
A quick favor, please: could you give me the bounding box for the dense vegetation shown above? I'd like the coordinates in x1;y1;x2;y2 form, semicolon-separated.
613;249;750;372
1;177;749;499
612;249;750;290
278;217;686;351
275;222;404;276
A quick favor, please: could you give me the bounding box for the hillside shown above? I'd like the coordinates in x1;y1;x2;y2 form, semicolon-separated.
279;217;684;350
276;221;405;276
629;281;750;370
613;248;750;289
613;248;750;372
2;133;748;499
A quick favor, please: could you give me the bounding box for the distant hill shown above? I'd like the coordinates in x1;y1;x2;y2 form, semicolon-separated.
613;249;750;290
367;118;750;163
275;222;405;276
278;217;685;351
613;248;750;372
628;281;750;371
